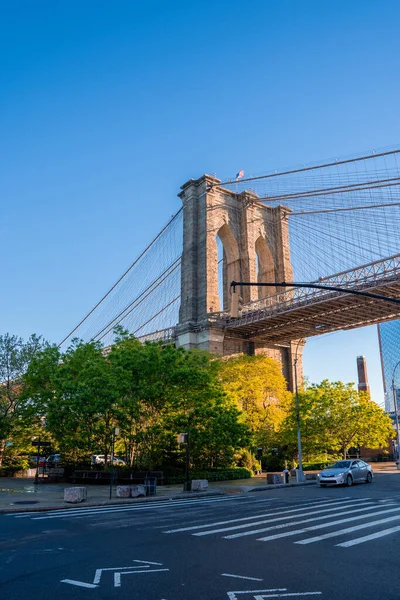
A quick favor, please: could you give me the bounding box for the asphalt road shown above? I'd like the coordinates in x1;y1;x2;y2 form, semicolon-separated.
1;473;400;600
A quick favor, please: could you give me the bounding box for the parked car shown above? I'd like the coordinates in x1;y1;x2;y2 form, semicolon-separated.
91;454;106;465
317;459;374;487
91;454;126;466
30;456;47;467
46;454;61;466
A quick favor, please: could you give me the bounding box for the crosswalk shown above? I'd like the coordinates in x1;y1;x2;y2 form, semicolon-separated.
5;494;255;521
164;497;400;548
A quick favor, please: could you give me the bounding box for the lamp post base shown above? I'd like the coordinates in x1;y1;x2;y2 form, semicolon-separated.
296;469;306;483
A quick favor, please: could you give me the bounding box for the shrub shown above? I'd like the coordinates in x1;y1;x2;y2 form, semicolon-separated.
166;467;252;484
0;456;31;477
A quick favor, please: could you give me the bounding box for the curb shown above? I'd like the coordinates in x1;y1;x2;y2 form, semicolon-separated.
247;481;317;492
0;480;317;514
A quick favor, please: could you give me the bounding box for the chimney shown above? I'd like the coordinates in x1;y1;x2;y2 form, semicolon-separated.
357;355;370;395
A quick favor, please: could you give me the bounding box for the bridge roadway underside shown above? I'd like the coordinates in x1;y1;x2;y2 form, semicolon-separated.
219;279;400;344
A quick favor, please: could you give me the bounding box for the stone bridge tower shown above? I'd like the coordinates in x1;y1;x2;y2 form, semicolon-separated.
176;174;303;390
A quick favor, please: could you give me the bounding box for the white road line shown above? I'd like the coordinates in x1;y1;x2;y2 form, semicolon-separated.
164;498;356;534
61;579;98;588
133;560;163;565
8;496;349;519
199;500;376;537
222;573;263;581
224;502;385;540
113;568;169;587
16;494;244;518
28;496;242;520
227;589;287;599
295;512;400;544
253;593;322;598
336;524;400;547
93;565;149;584
256;505;400;542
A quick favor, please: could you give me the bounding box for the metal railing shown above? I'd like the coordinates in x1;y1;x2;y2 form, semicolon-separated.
209;254;400;327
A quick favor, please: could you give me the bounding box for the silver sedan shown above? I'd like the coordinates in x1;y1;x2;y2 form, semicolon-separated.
317;459;374;487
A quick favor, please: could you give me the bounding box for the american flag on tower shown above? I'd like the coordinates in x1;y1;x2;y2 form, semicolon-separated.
236;169;244;180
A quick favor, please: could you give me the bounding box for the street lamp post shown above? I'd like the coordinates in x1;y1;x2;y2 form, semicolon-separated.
293;341;305;482
109;427;119;500
392;362;400;465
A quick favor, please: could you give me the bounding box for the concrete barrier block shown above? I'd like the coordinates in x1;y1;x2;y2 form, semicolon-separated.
267;473;282;484
305;473;317;480
130;485;146;497
191;479;208;491
116;485;131;498
64;487;87;503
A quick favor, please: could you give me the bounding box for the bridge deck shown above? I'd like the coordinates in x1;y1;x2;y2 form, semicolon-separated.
212;254;400;343
139;256;400;346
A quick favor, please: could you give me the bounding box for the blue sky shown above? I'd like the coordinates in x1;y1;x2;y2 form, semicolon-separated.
1;1;400;405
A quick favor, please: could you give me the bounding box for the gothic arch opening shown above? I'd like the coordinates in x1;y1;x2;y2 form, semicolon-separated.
216;224;240;311
255;235;276;299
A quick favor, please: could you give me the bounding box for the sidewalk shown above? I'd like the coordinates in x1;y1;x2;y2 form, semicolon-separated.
3;463;397;514
0;473;315;513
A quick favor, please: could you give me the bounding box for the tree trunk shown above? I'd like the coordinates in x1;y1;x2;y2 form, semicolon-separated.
0;439;5;467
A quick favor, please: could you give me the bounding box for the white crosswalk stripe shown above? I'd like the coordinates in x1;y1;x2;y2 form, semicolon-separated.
202;501;375;538
6;494;252;521
336;524;400;547
256;505;400;541
164;497;354;534
295;513;400;544
165;497;400;549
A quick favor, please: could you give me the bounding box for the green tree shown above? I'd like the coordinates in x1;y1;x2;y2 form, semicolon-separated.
282;380;393;460
219;354;291;455
25;332;249;471
108;334;249;469
0;333;46;466
25;340;118;464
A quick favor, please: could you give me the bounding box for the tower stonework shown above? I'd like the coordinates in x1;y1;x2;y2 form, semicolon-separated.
176;174;303;391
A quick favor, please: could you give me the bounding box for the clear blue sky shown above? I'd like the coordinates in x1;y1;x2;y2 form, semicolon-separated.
1;1;400;405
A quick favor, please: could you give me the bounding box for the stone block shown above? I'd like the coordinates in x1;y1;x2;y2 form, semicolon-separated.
191;479;208;492
267;473;282;484
64;487;87;503
305;473;317;480
130;485;146;497
116;485;131;498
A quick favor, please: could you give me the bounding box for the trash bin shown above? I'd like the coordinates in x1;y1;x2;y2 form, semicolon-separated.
283;469;290;484
144;476;157;496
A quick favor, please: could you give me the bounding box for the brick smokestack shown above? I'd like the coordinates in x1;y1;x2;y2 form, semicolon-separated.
357;355;370;395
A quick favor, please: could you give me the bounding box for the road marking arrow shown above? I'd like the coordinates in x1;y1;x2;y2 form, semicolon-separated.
61;559;169;589
60;579;98;589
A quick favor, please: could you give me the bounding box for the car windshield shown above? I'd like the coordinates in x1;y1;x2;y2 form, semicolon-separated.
331;461;351;469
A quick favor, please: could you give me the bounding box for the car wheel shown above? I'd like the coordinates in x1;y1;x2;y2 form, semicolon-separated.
346;475;353;487
319;484;326;488
366;472;373;484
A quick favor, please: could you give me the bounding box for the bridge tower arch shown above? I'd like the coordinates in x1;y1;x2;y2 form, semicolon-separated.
176;174;302;390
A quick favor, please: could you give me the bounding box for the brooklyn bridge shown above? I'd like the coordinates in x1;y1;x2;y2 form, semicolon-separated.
59;147;400;390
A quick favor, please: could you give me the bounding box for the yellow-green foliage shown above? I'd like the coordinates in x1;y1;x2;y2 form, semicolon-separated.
219;355;292;449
